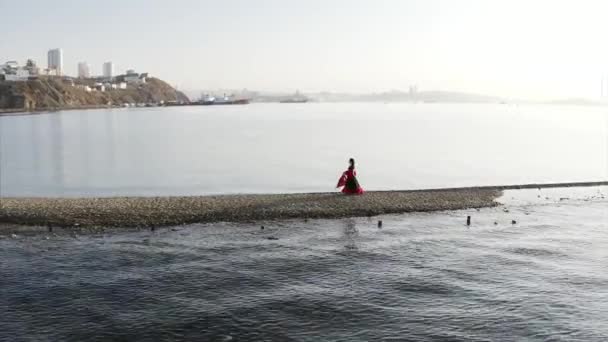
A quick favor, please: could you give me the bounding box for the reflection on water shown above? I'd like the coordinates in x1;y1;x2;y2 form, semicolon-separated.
104;111;116;177
30;117;41;179
78;112;90;187
343;219;359;251
49;114;65;189
1;104;606;197
1;198;607;340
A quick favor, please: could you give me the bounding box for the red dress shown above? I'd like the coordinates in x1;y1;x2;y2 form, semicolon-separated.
337;168;364;194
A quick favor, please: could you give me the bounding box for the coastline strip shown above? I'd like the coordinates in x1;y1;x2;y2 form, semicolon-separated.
0;105;119;117
396;181;608;192
0;189;501;228
1;181;606;229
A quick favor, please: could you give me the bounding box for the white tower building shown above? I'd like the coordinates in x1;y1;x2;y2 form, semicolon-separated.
78;62;90;78
103;62;114;78
47;48;63;75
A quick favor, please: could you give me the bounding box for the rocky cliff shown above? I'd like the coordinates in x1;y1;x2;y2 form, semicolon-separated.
0;76;189;111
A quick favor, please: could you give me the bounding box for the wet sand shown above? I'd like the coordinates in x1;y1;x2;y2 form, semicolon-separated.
0;189;501;229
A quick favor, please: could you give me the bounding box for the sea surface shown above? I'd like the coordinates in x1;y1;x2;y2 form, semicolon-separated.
1;188;607;341
1;103;607;197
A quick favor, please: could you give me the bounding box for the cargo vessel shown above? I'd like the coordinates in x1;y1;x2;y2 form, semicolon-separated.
279;98;308;103
200;94;250;105
279;91;309;103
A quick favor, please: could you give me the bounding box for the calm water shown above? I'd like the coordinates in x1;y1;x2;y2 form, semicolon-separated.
1;103;607;197
1;189;607;341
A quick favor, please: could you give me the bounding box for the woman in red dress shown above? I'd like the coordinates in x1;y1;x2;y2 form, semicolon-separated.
336;158;364;195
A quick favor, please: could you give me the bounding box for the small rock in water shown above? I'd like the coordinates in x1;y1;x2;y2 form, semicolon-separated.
511;220;517;225
260;225;265;230
503;208;510;213
494;222;498;225
378;220;383;228
267;236;279;240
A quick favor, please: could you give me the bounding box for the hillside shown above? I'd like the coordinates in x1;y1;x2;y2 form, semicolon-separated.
0;76;189;111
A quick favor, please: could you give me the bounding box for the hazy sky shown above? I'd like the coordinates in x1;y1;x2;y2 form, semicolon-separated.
2;0;608;99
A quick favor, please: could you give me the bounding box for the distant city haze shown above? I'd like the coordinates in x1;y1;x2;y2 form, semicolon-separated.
2;0;608;100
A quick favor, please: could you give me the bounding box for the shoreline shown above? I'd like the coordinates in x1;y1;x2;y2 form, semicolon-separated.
0;105;118;117
0;188;502;230
2;182;606;231
3;100;608;117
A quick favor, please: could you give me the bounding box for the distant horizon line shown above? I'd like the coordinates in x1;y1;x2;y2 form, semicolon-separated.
179;87;608;104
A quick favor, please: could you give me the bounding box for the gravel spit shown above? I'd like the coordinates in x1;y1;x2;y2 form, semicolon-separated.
0;189;501;230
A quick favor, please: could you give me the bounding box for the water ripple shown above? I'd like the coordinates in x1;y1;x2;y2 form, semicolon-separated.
1;202;607;341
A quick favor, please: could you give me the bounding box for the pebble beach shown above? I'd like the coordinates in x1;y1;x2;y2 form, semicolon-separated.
0;188;501;230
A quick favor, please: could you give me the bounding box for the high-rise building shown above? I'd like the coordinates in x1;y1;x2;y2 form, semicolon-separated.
78;62;90;78
47;48;63;76
103;62;114;78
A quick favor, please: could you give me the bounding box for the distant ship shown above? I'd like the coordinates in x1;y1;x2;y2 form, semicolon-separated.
280;98;308;103
200;94;250;105
280;90;309;103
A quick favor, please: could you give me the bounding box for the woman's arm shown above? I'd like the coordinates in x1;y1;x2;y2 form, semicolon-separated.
336;171;347;188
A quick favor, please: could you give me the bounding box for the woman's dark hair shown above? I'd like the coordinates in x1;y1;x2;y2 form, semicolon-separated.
348;158;355;169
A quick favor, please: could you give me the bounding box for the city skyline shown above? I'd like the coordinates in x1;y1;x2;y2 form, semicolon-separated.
2;0;608;100
13;48;133;79
5;45;608;102
9;50;126;79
